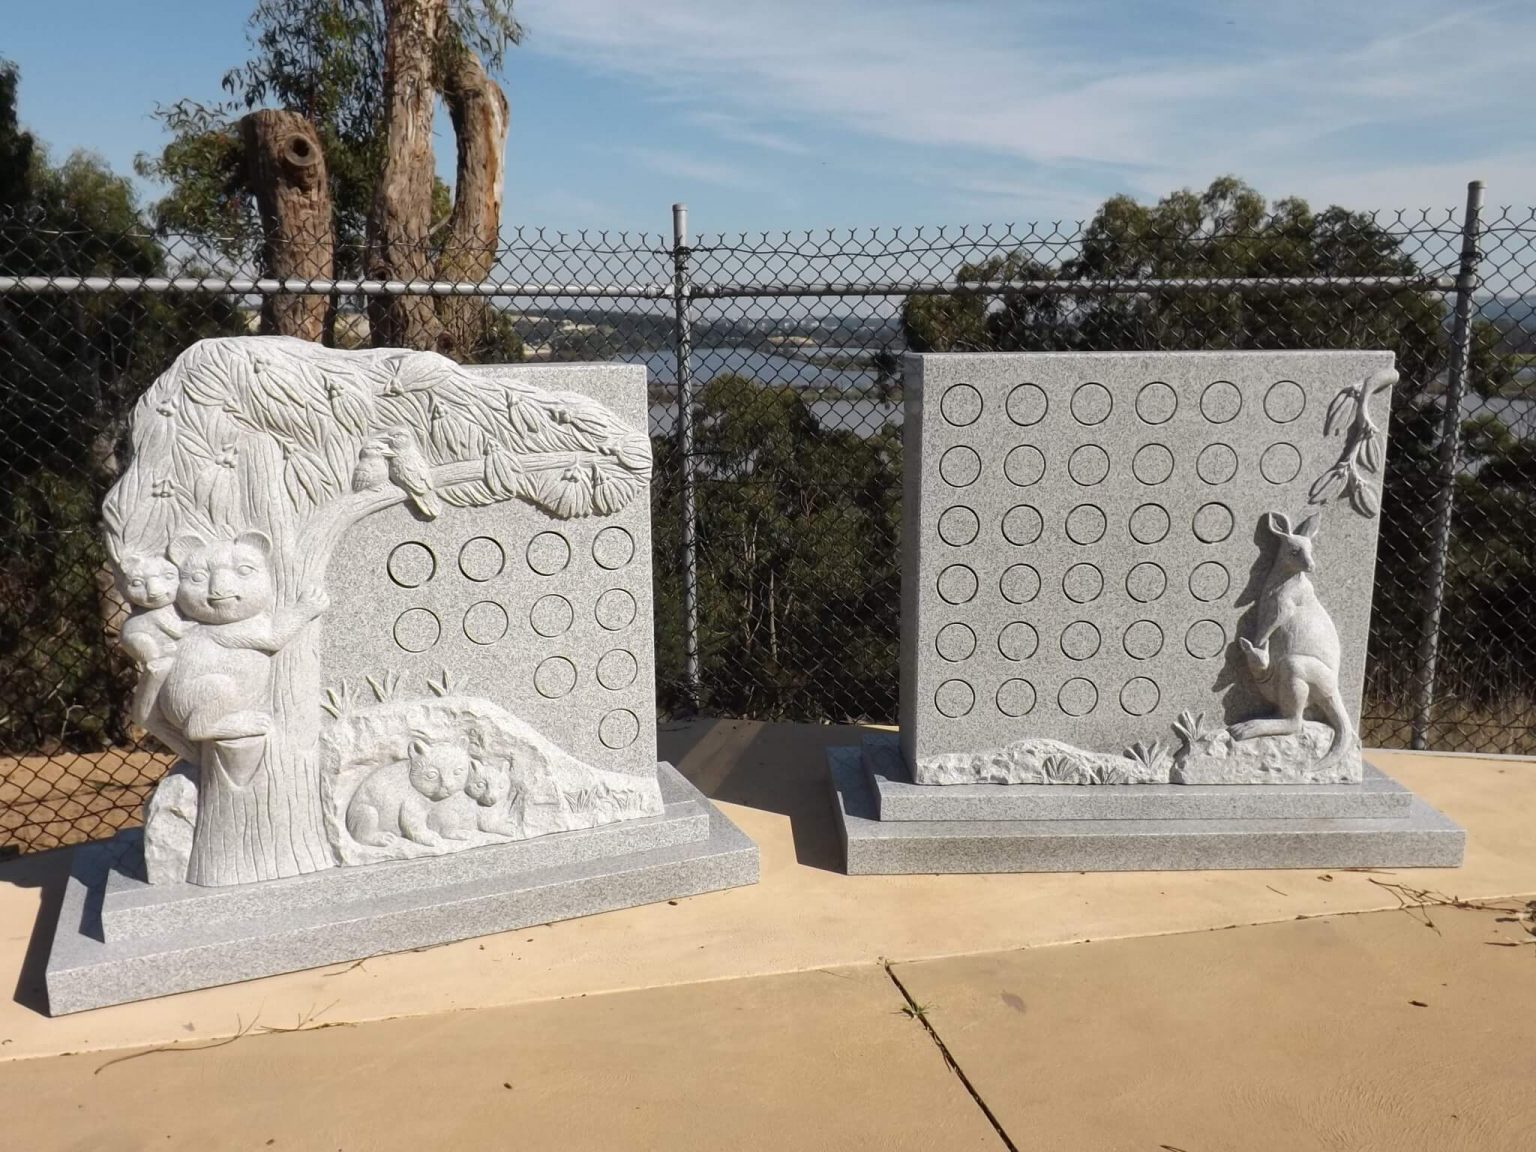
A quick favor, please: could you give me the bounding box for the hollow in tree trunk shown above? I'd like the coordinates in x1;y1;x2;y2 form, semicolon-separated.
241;110;334;342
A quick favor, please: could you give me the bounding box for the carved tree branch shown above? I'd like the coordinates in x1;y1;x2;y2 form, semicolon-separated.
241;110;335;342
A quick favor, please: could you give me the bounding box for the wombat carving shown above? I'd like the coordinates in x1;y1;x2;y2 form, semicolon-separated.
346;738;478;848
1230;511;1354;761
159;531;325;764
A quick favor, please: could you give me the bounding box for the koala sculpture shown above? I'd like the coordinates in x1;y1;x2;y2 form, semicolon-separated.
158;530;326;774
346;738;478;848
115;553;192;727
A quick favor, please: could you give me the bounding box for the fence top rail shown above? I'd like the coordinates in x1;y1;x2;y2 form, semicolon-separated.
0;272;1457;299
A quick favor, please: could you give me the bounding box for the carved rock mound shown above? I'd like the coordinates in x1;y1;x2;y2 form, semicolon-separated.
917;737;1169;786
321;695;663;866
141;763;199;884
1173;721;1362;785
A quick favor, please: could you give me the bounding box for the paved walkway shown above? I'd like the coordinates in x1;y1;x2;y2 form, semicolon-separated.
1;721;1532;1149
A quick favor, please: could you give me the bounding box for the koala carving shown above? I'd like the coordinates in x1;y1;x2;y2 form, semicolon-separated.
115;554;192;727
465;753;522;836
158;531;326;762
346;738;478;848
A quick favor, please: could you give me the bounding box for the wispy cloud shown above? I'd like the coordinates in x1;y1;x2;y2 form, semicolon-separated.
519;0;1533;215
624;147;753;189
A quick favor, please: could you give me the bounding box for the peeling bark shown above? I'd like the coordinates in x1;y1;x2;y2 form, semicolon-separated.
241;110;334;342
367;0;446;351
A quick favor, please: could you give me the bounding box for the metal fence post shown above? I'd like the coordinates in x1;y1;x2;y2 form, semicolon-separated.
1412;179;1485;750
672;202;701;713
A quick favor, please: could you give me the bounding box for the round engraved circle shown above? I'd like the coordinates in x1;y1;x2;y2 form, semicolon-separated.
596;648;639;690
392;607;441;653
1058;677;1098;717
1185;619;1228;659
999;564;1041;604
1068;444;1111;486
1002;505;1044;546
1192;502;1235;543
1003;445;1046;487
938;506;980;547
1061;621;1102;661
1196;443;1239;484
530;593;575;638
387;542;436;588
1065;504;1107;545
1123;620;1165;661
1129;503;1171;545
1200;380;1243;424
937;564;979;604
592;527;636;570
1070;382;1113;425
1260;442;1303;484
998;622;1039;661
527;531;571;575
935;679;975;718
1063;562;1104;604
1132;443;1175;485
1263;379;1306;423
457;536;504;582
939;446;982;488
1120;676;1160;716
598;708;640;749
1126;561;1168;603
996;678;1036;718
1006;383;1048;426
463;600;508;645
935;622;978;663
1189;560;1232;602
1135;381;1178;425
533;656;577;699
940;383;983;426
595;588;638;631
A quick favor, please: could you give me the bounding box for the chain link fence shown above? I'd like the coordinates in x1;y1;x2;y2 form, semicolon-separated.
2;189;1534;854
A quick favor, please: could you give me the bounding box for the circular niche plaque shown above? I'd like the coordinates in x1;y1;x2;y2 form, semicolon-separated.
999;563;1041;604
939;446;982;488
1002;505;1044;546
592;526;636;570
1070;382;1113;426
1060;621;1102;661
596;648;639;690
937;505;981;546
534;656;577;699
940;383;983;426
598;708;640;749
934;679;975;718
1185;619;1227;659
463;600;509;645
1119;677;1160;716
1135;380;1178;425
1196;443;1239;485
1062;562;1104;604
1192;502;1235;544
1003;445;1047;487
1188;560;1231;603
1058;678;1098;717
1122;619;1165;660
1065;504;1107;545
1263;379;1306;423
1200;380;1243;424
1125;561;1168;603
1005;383;1048;426
935;622;978;662
530;593;575;638
997;621;1039;661
458;536;504;582
1129;503;1170;545
393;607;441;653
1132;443;1175;485
1260;442;1302;484
595;588;638;631
996;678;1036;717
387;542;437;589
527;531;571;576
937;564;979;605
1068;444;1111;486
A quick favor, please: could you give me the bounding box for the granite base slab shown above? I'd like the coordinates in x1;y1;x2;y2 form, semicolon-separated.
45;763;757;1015
863;734;1413;822
830;747;1465;876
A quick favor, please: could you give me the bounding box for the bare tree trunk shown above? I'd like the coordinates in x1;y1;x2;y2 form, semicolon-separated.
367;0;445;351
241;110;334;342
437;45;509;359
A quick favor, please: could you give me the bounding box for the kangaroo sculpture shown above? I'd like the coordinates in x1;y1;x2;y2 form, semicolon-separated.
1228;510;1355;763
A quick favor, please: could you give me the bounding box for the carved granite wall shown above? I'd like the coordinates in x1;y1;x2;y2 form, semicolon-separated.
900;351;1395;784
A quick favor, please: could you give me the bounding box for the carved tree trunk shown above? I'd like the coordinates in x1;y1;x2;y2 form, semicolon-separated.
241;110;334;342
437;46;509;359
367;0;445;351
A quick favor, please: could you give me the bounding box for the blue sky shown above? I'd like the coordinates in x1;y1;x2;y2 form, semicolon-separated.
5;0;1532;233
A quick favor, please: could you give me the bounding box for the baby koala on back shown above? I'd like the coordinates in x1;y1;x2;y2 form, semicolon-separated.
346;737;479;849
116;554;192;726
